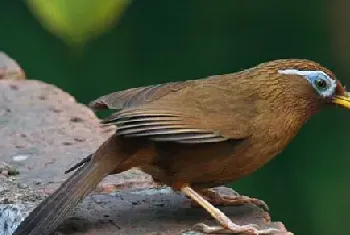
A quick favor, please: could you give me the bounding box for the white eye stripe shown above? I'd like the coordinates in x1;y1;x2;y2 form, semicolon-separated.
278;69;337;97
278;69;328;77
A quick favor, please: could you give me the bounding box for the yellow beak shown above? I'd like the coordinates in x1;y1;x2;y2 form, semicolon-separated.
333;92;350;108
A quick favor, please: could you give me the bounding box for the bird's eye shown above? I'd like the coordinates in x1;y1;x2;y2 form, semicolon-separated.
314;78;329;91
278;69;337;97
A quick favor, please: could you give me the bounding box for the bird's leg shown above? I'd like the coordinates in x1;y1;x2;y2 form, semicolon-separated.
180;185;278;234
191;188;269;211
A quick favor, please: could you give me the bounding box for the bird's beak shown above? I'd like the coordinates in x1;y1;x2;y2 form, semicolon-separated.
333;92;350;109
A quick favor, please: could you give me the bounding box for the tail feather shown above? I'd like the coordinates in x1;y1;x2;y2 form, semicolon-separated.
13;160;112;235
13;134;150;235
64;154;92;174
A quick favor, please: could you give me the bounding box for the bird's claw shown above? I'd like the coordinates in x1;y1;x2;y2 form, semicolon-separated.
193;222;279;234
191;188;270;212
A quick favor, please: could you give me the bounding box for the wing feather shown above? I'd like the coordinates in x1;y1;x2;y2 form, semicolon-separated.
89;81;191;110
102;110;181;124
177;136;228;144
102;108;231;144
93;78;252;144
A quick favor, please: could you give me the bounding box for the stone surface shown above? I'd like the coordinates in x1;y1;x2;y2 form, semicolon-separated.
0;52;26;80
0;78;293;234
0;175;42;235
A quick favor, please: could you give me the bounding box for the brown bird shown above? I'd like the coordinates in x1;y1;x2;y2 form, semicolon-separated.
13;59;350;235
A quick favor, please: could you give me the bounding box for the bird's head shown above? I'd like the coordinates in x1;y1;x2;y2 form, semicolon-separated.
255;59;350;111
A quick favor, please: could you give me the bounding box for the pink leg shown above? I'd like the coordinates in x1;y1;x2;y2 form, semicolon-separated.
191;187;269;211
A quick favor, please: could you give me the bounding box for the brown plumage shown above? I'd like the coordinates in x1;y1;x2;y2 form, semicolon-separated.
13;59;350;235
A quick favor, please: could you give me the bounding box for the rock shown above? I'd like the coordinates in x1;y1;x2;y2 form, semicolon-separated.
0;52;25;80
0;162;19;176
0;175;44;235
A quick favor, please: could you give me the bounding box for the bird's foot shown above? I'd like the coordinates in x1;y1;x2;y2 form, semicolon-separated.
193;222;279;234
191;188;269;211
180;186;278;234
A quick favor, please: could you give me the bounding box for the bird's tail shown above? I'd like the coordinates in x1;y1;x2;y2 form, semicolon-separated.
13;160;114;235
13;135;122;235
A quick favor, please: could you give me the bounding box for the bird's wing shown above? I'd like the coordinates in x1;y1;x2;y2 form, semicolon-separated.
89;81;192;110
101;108;250;144
92;76;253;143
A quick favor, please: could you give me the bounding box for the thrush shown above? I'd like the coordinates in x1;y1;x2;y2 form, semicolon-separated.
13;59;350;235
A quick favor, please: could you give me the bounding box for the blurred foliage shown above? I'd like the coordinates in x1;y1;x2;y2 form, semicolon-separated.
25;0;131;47
1;1;350;235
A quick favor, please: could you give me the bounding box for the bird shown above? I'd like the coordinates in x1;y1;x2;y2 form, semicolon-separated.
13;59;350;235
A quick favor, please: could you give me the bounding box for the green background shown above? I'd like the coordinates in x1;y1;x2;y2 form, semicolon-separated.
1;1;350;235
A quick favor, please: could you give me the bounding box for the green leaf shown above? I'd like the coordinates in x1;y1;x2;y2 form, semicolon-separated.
25;0;132;47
